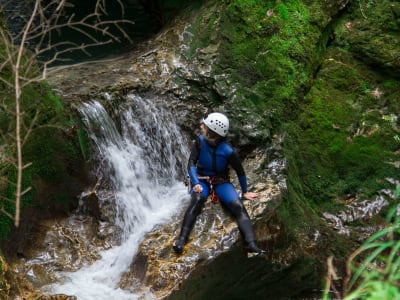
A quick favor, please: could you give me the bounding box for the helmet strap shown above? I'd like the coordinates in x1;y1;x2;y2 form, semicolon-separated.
205;128;221;146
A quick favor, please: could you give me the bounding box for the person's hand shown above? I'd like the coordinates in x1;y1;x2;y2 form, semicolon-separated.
193;184;203;193
242;191;259;201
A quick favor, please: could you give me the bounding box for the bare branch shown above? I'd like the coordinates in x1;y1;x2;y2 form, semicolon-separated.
20;186;31;196
0;153;14;166
21;109;39;146
6;132;16;142
0;177;17;188
56;0;68;12
1;0;135;227
0;194;16;204
22;162;33;170
0;76;13;89
0;207;14;221
40;40;114;75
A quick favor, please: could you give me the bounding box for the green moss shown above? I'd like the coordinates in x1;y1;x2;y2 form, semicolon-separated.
0;166;33;241
76;117;91;161
0;77;83;242
23;128;72;182
214;0;326;133
284;48;399;208
0;203;13;243
182;1;335;142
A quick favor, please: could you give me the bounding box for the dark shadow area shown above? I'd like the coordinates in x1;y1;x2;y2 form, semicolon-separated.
37;0;162;64
0;0;201;65
167;244;322;300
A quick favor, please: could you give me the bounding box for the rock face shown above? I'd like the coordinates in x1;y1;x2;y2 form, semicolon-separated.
5;0;400;299
118;150;285;299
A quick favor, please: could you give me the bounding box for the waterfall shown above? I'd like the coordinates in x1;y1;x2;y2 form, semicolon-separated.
46;95;189;299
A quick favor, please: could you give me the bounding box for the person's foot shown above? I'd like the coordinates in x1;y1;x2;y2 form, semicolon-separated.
173;237;186;254
247;242;266;256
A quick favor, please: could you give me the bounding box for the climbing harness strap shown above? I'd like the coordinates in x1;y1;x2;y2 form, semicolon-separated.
186;175;225;204
210;187;219;204
207;176;220;204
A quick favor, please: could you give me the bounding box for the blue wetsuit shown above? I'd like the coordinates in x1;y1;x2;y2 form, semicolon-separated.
188;134;247;205
173;134;264;255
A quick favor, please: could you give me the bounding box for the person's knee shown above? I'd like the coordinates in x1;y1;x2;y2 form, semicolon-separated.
228;199;249;220
188;193;206;216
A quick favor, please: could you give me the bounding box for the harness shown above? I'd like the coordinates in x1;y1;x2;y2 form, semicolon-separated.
185;136;231;204
186;175;223;204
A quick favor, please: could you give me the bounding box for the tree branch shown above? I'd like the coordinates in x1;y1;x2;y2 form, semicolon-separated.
1;0;135;228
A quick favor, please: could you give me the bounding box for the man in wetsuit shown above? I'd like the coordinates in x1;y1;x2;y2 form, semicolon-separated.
173;112;265;255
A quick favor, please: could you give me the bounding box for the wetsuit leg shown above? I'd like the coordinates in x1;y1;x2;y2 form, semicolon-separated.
214;182;238;205
228;199;265;254
173;183;209;254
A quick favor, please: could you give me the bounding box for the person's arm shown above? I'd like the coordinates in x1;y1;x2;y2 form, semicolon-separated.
188;137;200;186
228;150;247;191
228;150;259;201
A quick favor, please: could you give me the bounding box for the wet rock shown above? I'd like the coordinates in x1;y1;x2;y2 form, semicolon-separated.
11;215;115;294
8;0;399;298
117;152;285;298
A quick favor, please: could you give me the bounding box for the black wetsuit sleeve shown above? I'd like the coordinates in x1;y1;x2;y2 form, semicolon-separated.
188;138;200;170
188;138;200;186
228;150;248;193
228;150;246;176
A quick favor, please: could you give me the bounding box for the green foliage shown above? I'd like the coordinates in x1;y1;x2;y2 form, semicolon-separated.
19;82;64;126
322;207;400;300
344;208;400;300
184;0;335;142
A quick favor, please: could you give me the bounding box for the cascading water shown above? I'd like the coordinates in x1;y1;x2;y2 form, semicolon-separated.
45;95;189;299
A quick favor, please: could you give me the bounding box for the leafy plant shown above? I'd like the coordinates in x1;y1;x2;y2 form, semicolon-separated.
324;206;400;300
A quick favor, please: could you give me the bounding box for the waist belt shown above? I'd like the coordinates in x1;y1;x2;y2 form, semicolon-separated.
186;175;228;204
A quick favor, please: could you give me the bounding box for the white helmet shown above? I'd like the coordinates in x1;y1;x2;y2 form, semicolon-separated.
203;112;229;137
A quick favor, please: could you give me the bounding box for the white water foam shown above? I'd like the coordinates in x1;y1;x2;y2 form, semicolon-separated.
46;96;189;299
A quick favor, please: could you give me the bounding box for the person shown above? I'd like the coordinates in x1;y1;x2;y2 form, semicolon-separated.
173;112;265;255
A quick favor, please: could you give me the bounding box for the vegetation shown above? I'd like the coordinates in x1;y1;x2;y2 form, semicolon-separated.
215;0;327;134
286;48;399;209
0;0;133;232
185;0;399;235
0;0;398;298
0;79;80;241
180;0;399;261
187;0;400;297
324;205;400;300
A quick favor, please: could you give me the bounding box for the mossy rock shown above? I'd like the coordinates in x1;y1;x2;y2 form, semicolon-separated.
285;47;399;210
184;0;350;142
334;0;400;75
0;83;87;244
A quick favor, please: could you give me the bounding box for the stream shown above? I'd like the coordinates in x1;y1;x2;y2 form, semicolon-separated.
41;95;189;299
